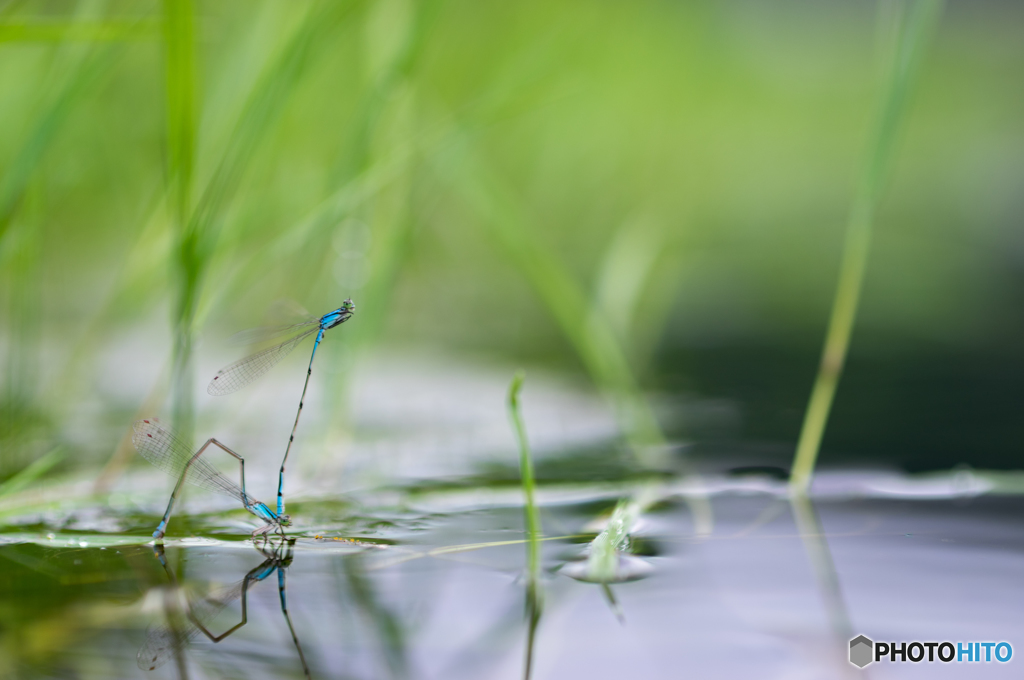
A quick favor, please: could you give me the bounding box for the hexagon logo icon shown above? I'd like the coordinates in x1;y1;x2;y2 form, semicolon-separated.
849;635;874;668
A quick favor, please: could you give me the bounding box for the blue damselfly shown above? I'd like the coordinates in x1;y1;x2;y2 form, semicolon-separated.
207;300;355;515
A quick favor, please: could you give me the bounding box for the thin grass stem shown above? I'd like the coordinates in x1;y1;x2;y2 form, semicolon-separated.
789;0;945;494
164;0;197;440
507;371;543;680
508;371;542;580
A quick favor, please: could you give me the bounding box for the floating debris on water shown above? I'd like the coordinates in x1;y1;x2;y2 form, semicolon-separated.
312;535;387;549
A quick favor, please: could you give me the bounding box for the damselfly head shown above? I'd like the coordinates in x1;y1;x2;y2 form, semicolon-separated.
279;514;292;527
327;299;355;329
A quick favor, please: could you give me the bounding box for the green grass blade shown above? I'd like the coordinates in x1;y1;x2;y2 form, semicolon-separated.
0;447;64;498
507;371;543;680
164;0;198;438
789;0;945;494
436;140;665;457
508;371;542;571
591;215;663;345
0;20;160;42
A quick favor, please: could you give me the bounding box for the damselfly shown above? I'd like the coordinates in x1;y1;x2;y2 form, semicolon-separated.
207;299;355;515
131;418;290;540
138;539;310;679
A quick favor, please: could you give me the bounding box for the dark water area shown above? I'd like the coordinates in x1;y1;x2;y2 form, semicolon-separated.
659;342;1024;471
2;486;1022;679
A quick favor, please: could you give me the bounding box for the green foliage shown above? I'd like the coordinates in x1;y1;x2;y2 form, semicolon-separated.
0;0;1020;481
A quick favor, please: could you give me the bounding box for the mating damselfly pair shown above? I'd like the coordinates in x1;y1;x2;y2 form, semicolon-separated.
133;300;355;540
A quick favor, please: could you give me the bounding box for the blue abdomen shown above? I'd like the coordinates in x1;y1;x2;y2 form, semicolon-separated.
252;503;277;522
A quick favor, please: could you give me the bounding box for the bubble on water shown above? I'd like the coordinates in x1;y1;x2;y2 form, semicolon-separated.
559;554;654;583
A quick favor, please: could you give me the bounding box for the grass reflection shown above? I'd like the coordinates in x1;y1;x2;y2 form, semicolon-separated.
790;494;854;663
340;552;408;680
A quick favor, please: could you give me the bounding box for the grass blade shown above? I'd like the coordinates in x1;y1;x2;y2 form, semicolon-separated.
164;0;198;438
436;140;665;459
507;371;543;680
0;447;64;499
0;20;160;42
789;0;945;494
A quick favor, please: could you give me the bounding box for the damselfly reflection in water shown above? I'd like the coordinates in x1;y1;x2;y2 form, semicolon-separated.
139;538;310;679
207;300;356;516
131;419;290;540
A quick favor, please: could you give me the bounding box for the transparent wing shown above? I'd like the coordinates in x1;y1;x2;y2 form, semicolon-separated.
265;298;314;325
131;419;252;504
137;580;247;671
137;626;176;670
137;617;202;671
229;317;320;346
207;327;317;396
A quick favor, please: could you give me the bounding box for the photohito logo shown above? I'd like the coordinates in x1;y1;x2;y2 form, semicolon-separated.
849;635;1012;668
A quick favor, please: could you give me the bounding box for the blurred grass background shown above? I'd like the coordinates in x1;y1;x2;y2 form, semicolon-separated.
1;0;1023;487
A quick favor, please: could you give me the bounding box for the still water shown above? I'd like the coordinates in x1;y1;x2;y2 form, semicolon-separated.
2;356;1021;678
1;483;1022;679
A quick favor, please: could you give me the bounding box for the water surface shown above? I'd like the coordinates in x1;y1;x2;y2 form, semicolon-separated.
1;473;1021;679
